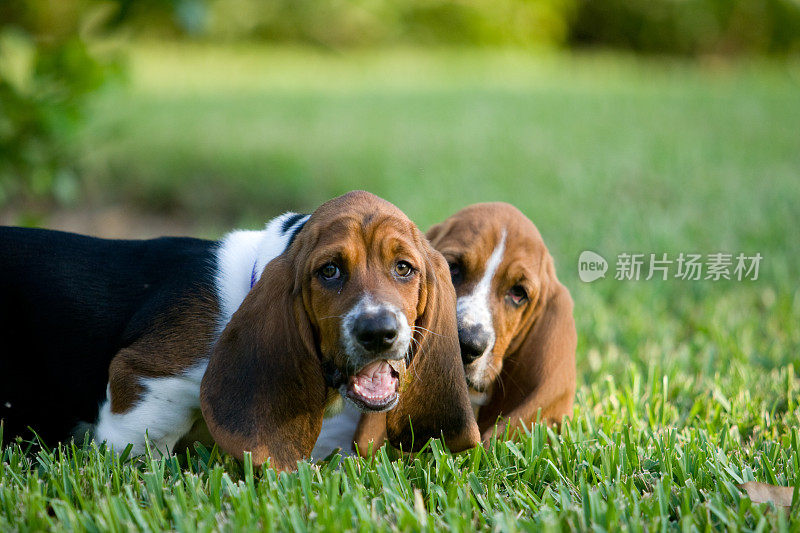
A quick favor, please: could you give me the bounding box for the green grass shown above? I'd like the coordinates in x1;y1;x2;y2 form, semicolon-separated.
3;43;800;530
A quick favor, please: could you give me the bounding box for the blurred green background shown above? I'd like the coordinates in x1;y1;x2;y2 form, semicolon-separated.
1;0;799;390
2;0;799;229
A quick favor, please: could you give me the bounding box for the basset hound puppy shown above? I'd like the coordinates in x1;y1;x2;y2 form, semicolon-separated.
317;201;576;454
426;202;577;442
0;191;478;469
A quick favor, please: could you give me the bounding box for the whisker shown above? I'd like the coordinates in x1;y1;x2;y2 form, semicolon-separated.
502;366;526;396
496;373;506;396
405;338;422;381
408;337;421;354
410;325;443;337
410;348;421;381
406;336;420;356
318;315;347;321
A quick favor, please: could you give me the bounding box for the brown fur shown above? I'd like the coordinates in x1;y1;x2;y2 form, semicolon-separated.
384;230;480;453
109;290;219;413
354;412;386;455
427;202;576;442
200;191;478;469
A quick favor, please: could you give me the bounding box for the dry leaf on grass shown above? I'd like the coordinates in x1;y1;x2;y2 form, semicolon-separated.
737;482;796;508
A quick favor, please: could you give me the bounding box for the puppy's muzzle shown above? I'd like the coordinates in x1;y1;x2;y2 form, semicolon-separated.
341;304;409;412
352;310;399;353
458;324;492;364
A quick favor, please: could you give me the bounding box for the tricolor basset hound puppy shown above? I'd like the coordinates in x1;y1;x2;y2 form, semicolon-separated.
0;191;478;469
426;202;577;443
316;201;577;455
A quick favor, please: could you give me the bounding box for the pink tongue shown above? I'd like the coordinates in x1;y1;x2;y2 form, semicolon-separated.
351;360;396;398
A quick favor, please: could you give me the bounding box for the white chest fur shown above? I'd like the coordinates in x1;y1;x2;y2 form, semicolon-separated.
311;401;363;459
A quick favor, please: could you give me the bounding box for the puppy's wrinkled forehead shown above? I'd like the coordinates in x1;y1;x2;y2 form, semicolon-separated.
434;202;549;284
298;191;423;265
317;215;418;256
448;203;542;247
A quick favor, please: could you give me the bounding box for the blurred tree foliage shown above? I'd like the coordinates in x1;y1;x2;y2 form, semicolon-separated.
84;0;800;54
203;0;576;47
571;0;800;55
1;0;797;209
0;1;120;206
196;0;799;54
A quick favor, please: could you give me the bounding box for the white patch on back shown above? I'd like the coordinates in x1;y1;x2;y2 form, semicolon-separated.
215;213;309;333
93;212;309;456
94;363;207;456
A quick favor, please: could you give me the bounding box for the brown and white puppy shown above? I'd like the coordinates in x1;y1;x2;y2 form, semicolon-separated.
0;191;478;470
202;192;479;467
426;202;576;442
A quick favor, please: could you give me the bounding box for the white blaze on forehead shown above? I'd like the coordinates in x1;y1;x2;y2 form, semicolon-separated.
457;230;507;332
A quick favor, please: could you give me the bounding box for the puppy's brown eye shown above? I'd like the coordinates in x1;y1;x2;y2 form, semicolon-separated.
508;285;528;306
319;263;341;280
395;261;413;277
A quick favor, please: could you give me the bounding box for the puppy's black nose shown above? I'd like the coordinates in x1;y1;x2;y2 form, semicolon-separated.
353;311;399;352
458;325;491;364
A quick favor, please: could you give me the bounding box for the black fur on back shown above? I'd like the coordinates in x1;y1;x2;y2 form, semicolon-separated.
0;227;218;445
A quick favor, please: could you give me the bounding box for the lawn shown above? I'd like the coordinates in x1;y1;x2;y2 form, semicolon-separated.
3;43;800;530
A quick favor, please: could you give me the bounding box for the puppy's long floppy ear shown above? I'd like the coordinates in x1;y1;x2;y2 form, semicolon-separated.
386;241;479;452
477;280;577;434
200;255;327;471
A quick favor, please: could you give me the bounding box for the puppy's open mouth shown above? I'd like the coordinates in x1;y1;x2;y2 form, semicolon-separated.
344;359;404;412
